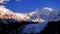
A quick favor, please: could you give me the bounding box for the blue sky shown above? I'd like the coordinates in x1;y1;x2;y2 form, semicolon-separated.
3;0;60;13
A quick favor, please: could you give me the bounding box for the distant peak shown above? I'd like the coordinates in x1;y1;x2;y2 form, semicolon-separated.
43;7;53;11
0;6;59;23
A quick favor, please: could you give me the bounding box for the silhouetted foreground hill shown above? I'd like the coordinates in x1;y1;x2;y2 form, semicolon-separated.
0;18;60;34
40;20;60;34
0;18;38;34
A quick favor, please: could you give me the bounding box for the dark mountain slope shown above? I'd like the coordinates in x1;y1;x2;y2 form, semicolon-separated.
40;20;60;34
0;18;38;34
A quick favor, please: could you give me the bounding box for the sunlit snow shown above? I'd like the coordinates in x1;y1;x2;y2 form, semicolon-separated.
0;6;60;22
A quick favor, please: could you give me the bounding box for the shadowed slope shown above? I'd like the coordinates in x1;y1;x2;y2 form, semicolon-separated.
40;20;60;34
0;18;38;34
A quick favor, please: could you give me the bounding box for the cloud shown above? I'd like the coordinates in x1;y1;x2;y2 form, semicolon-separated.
5;0;10;1
0;0;4;3
16;0;22;2
16;0;21;1
0;0;22;4
0;0;10;4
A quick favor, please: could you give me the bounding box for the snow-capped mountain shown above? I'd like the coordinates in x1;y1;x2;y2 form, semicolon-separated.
0;5;30;21
0;5;60;23
28;7;60;22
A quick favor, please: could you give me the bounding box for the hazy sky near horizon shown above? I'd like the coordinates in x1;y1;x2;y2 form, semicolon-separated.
0;0;60;13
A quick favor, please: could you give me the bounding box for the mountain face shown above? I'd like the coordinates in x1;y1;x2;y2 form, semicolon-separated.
0;6;60;23
0;6;39;34
28;7;60;22
0;5;60;34
0;6;30;22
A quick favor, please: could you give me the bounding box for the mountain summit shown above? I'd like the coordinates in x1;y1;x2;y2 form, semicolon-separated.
28;7;60;22
0;6;60;22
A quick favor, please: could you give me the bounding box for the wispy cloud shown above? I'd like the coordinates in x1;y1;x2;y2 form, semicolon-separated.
0;0;22;4
5;0;10;1
0;0;10;4
0;0;4;3
16;0;22;3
